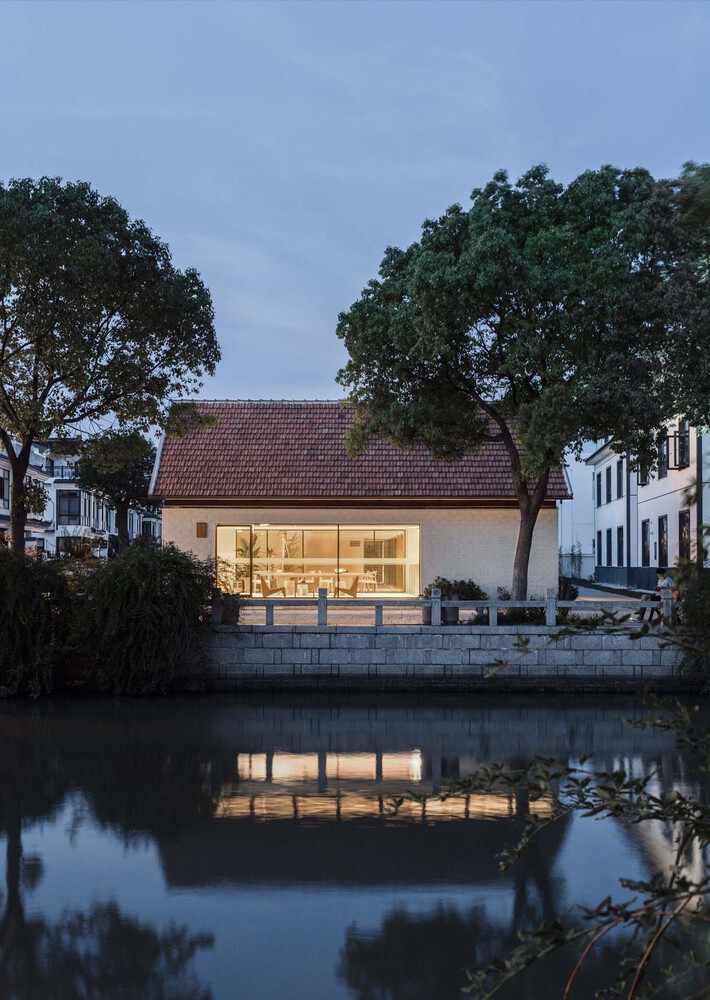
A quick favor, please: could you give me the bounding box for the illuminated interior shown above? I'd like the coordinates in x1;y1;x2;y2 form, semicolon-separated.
216;524;420;597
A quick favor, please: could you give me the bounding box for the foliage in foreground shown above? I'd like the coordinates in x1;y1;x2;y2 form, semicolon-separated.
437;700;710;998
74;541;214;695
0;548;70;696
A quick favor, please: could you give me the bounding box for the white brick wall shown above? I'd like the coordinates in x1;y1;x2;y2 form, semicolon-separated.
163;504;559;598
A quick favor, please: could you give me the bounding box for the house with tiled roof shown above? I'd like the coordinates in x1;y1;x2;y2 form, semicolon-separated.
149;400;570;598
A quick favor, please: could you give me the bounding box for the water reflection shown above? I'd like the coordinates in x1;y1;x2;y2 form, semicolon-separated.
0;695;705;999
0;710;214;1000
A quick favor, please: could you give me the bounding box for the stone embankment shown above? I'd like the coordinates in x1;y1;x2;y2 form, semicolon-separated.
188;624;690;693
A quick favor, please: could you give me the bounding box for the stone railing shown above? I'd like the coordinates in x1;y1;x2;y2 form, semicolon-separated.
210;587;676;628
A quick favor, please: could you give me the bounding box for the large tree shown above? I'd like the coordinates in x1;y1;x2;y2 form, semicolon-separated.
337;165;694;599
0;177;220;553
72;429;156;552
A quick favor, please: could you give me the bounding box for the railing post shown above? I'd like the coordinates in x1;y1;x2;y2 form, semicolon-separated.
546;587;557;627
661;587;672;622
211;587;223;625
318;588;328;626
375;604;383;626
265;602;274;626
489;603;497;627
432;587;441;627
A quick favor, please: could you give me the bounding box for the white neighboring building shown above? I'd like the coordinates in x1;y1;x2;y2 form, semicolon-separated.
1;438;161;556
558;449;599;580
585;421;709;589
0;440;55;553
49;444;160;555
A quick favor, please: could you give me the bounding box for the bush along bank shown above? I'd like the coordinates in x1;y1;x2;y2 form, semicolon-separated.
0;541;214;696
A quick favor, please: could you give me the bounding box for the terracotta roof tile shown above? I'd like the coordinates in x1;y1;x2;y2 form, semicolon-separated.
151;401;571;501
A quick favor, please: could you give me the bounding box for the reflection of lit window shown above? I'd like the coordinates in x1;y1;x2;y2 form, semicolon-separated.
237;753;267;781
381;752;422;782
326;753;377;780
214;790;555;822
272;753;320;782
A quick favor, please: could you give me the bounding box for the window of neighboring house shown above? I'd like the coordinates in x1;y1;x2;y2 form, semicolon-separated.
616;459;624;499
596;531;602;566
658;515;668;567
658;434;669;479
0;468;9;509
617;526;624;567
596;472;602;508
605;528;612;566
679;509;691;561
642;520;651;567
605;466;612;504
638;467;649;487
57;491;81;526
678;419;691;469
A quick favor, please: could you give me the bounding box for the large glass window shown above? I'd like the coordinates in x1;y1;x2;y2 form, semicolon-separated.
215;524;420;597
57;490;81;525
641;520;650;567
678;420;690;469
658;435;668;478
679;510;691;561
0;468;9;509
617;526;624;567
658;515;668;567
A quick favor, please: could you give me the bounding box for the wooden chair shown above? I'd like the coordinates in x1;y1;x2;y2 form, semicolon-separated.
337;575;359;598
258;574;286;598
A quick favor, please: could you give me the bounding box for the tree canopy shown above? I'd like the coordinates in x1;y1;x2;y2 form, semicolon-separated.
0;177;220;552
337;164;709;597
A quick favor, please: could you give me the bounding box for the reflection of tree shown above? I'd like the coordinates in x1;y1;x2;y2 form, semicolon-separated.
338;795;572;1000
0;901;213;1000
338;903;616;1000
0;706;216;1000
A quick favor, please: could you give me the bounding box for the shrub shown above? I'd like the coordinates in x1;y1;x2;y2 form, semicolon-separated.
0;548;70;696
74;540;214;694
422;577;488;601
558;577;579;602
495;586;545;625
679;569;710;673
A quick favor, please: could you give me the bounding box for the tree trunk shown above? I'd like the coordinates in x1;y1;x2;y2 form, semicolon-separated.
0;811;24;953
116;500;130;552
510;470;551;601
511;507;539;600
0;433;32;556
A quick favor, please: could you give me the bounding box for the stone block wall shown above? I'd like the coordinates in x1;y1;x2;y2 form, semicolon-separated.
188;624;689;692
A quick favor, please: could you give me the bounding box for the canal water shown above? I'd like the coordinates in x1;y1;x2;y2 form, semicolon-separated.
0;694;706;999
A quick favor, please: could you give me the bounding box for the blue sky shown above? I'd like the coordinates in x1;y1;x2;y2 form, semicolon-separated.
2;0;709;400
